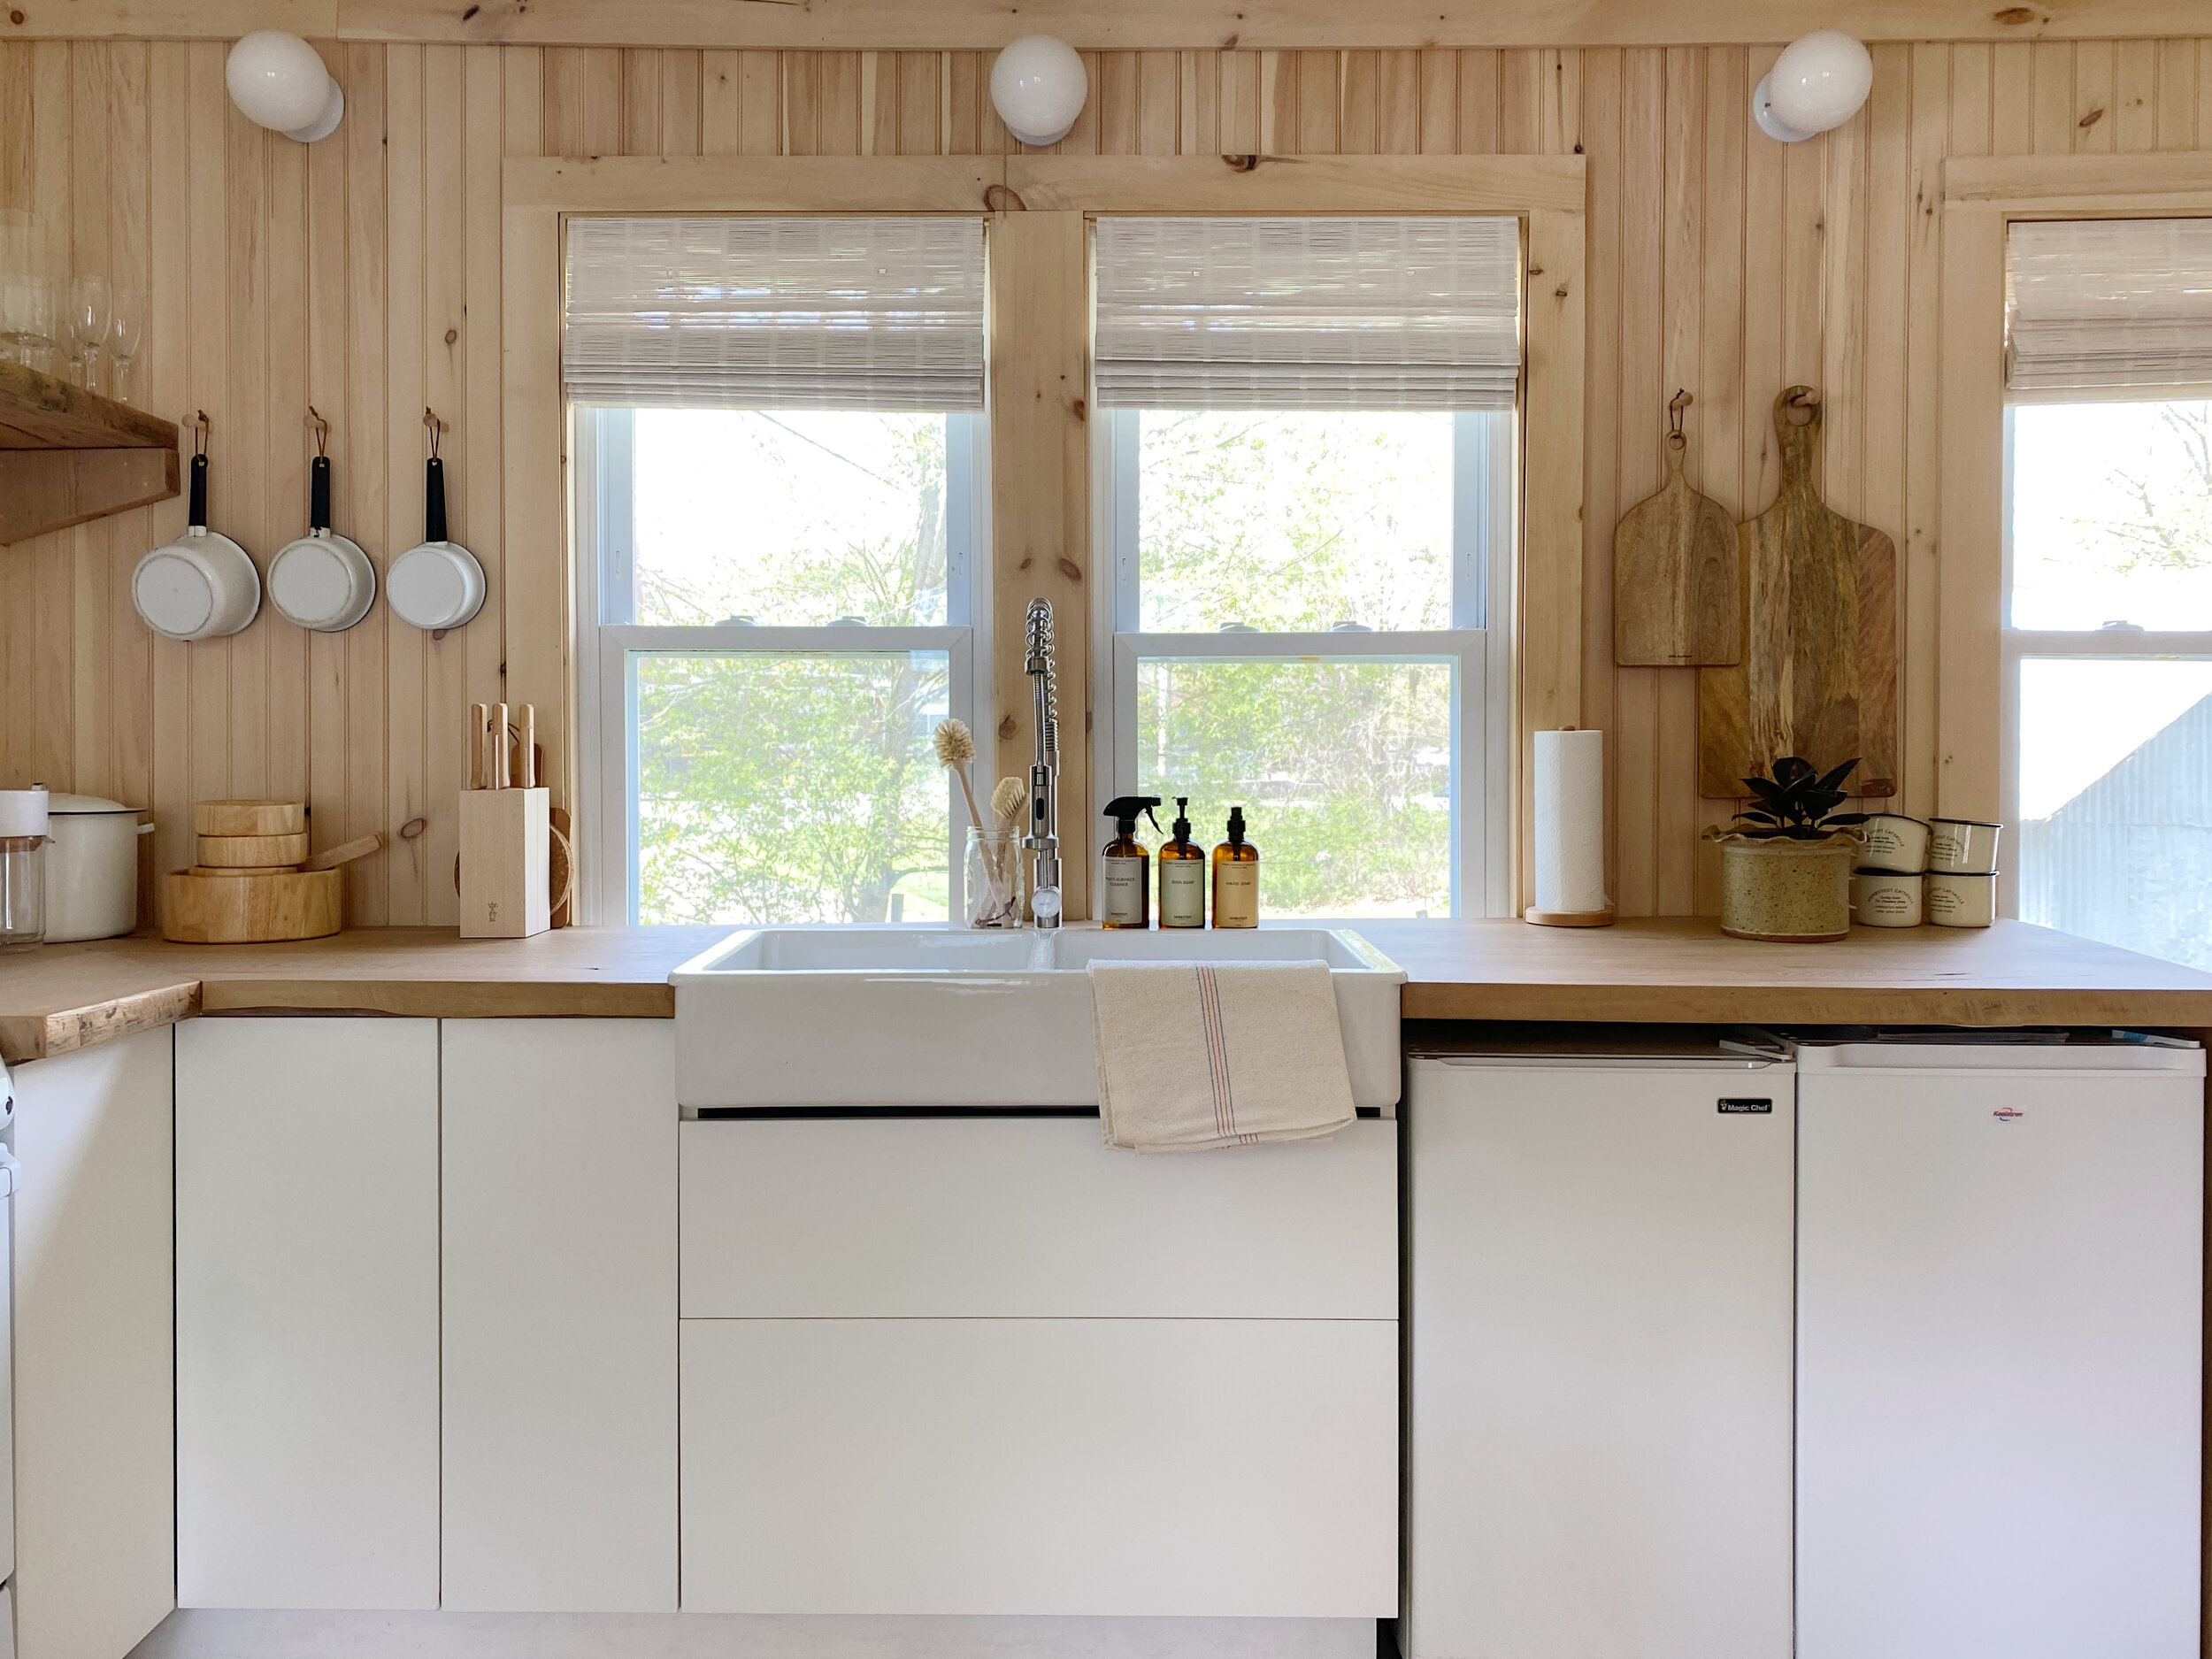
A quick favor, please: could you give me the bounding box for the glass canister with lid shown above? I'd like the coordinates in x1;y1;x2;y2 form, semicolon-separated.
0;786;50;950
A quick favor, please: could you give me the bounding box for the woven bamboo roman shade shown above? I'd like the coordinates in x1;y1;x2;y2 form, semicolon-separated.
1093;216;1523;411
563;216;987;411
2006;218;2212;398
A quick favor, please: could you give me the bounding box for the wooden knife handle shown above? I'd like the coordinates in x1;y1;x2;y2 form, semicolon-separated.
490;703;510;788
518;704;536;789
467;703;487;789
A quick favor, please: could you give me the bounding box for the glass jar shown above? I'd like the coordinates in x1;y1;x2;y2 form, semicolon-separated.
0;835;47;950
965;826;1024;929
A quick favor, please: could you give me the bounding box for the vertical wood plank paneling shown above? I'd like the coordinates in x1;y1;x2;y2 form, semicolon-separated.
1612;49;1664;918
16;37;2212;926
385;42;427;923
346;42;392;923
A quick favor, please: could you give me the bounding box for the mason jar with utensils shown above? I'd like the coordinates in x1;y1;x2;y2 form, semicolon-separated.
0;787;50;950
1928;818;2001;874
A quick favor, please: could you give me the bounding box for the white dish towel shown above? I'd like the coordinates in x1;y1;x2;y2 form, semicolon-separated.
1088;960;1357;1152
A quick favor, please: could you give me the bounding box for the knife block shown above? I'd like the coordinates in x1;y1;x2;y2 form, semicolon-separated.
459;787;549;939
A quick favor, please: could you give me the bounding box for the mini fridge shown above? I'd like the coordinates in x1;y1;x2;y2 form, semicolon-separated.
1795;1036;2203;1659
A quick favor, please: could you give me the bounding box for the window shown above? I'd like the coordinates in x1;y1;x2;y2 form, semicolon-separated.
1094;218;1520;918
2003;219;2212;969
570;217;989;926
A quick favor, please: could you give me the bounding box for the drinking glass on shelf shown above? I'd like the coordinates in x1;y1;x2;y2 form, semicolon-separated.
66;275;110;393
1;275;55;372
107;288;144;404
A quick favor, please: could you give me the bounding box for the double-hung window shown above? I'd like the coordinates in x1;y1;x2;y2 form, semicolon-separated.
569;216;989;926
2003;217;2212;968
1094;217;1520;918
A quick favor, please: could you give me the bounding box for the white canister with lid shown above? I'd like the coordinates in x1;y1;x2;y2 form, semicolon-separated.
1858;813;1930;873
0;787;50;949
1851;867;1924;927
44;794;153;941
1928;818;2001;874
1926;869;1997;927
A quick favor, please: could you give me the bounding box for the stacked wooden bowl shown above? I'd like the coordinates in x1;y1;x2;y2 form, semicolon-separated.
161;801;382;943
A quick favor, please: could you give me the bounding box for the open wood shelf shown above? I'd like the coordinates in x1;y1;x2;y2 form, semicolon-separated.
0;360;180;545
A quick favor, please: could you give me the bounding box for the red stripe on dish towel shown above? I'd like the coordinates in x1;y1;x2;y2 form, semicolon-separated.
1197;964;1237;1141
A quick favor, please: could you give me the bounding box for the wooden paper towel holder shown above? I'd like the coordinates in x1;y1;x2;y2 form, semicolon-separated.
1524;904;1617;927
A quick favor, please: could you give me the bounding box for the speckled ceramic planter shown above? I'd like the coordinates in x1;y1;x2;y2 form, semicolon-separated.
1714;834;1859;942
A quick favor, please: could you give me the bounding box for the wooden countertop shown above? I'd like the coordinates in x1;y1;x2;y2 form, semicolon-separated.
3;918;2208;1065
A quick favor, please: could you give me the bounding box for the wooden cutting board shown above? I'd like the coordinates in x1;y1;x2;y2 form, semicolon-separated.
1699;388;1898;799
1614;430;1740;665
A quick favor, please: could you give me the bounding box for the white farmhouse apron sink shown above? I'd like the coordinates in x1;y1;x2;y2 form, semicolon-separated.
671;923;1406;1112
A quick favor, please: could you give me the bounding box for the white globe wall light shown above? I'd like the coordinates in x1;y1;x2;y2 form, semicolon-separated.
990;35;1088;148
1754;30;1874;143
227;31;345;143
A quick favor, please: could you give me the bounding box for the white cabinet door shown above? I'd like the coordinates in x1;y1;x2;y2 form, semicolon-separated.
12;1027;174;1659
1405;1056;1796;1659
175;1018;441;1609
680;1316;1398;1618
441;1019;679;1613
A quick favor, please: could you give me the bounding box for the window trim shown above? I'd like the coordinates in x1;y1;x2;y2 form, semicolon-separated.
1094;408;1513;918
571;404;992;926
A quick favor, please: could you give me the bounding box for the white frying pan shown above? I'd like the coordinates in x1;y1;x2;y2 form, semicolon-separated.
268;449;375;632
133;434;260;642
388;437;485;634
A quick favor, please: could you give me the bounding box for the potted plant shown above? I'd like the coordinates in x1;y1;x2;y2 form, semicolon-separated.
1704;757;1868;942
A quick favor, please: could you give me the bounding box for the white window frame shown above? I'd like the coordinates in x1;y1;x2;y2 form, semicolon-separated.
1998;403;2212;921
1092;407;1515;918
572;405;993;926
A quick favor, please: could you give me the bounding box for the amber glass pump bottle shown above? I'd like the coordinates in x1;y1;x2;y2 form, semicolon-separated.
1211;805;1259;928
1158;796;1207;928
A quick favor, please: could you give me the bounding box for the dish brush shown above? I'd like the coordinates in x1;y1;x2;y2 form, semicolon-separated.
991;774;1027;830
933;718;984;828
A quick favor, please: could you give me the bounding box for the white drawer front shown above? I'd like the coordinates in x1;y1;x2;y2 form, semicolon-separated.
679;1316;1398;1617
679;1116;1396;1319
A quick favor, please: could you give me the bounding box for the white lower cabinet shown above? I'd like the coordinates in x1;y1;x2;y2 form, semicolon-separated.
175;1018;442;1610
12;1027;174;1659
440;1019;679;1612
677;1116;1399;1618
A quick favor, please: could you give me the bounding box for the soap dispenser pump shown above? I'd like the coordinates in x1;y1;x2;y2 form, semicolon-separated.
1212;805;1259;928
1100;795;1163;929
1158;796;1207;929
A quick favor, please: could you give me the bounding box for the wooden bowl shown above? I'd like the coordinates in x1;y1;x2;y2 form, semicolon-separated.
161;869;342;942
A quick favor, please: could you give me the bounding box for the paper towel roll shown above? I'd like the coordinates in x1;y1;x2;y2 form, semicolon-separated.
1532;730;1608;916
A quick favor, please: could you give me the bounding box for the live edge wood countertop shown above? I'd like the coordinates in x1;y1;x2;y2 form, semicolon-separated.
2;918;2209;1065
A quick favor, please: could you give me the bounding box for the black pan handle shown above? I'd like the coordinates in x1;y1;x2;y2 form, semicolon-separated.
189;453;209;530
424;457;449;544
310;455;332;534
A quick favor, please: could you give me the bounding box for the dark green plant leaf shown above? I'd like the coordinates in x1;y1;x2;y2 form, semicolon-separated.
1826;811;1870;826
1815;757;1861;793
1773;756;1815;784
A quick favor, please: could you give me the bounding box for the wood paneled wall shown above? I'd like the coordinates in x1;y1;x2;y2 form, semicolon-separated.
6;38;2212;919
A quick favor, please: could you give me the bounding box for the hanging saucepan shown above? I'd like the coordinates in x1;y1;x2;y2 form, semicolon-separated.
388;408;485;634
268;411;376;633
133;413;261;642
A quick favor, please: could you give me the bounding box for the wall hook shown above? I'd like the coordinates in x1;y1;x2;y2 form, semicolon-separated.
1667;388;1693;440
424;405;447;459
306;406;330;458
191;410;210;458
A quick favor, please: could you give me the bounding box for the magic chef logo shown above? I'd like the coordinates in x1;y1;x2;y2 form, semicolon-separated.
1993;1107;2026;1122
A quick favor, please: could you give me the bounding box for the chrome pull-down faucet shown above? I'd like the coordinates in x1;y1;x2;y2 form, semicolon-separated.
1024;597;1063;928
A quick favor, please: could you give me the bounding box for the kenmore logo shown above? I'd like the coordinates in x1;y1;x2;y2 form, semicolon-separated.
1717;1098;1774;1114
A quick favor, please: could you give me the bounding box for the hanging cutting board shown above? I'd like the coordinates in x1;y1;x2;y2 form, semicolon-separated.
1698;388;1897;799
1614;429;1740;665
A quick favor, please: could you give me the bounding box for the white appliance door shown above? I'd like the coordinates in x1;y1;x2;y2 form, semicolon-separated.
1406;1055;1795;1659
1796;1044;2204;1659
